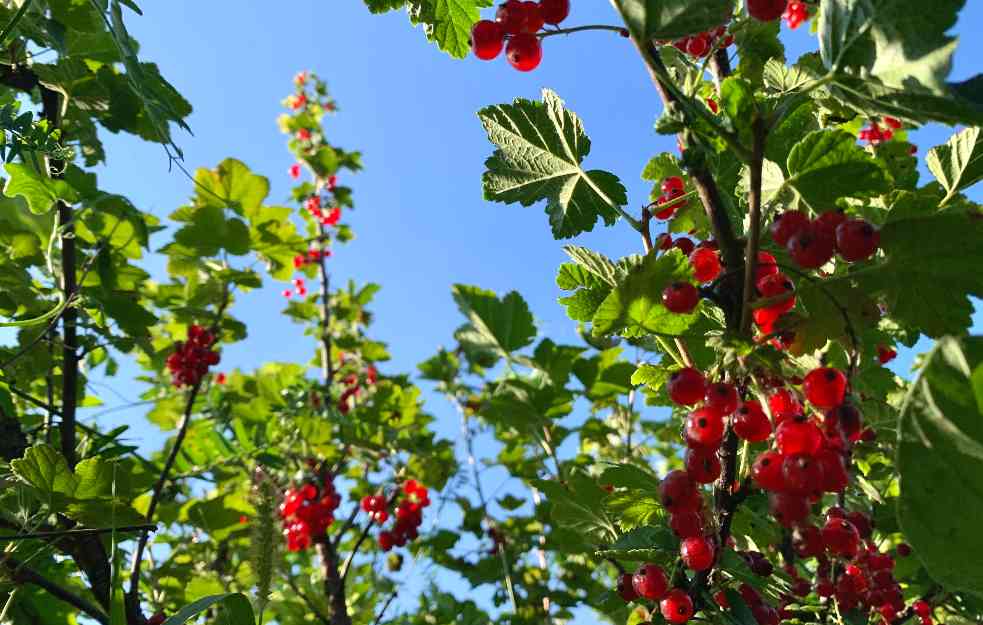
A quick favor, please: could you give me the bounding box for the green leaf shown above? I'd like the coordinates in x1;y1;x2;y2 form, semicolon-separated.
192;158;270;216
786;130;890;206
11;444;77;496
451;284;536;354
478;89;628;239
170;205;251;256
631;363;672;390
593;525;676;562
3;162;79;214
614;0;732;40
897;336;983;598
926;127;983;204
591;249;699;338
161;593;254;625
428;0;486;58
720;77;757;146
532;472;618;543
733;15;784;85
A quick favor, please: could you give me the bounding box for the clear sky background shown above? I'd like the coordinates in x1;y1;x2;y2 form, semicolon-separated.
67;0;983;620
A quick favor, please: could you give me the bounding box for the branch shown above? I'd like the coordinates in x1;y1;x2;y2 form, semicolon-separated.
286;574;332;625
126;379;203;605
537;24;627;38
0;523;155;541
640;206;654;254
371;590;398;625
315;538;352;625
2;556;109;624
316;223;334;388
739;118;767;334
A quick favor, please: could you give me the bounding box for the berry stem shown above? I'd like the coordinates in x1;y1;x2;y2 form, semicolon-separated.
641;206;654;254
536;23;626;38
739;117;768;334
316;223;335;389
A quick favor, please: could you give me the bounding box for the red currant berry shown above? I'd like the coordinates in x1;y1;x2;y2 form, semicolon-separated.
740;583;763;606
755;251;779;282
783;0;808;29
686;406;725;449
775;417;823;456
846;511;873;539
752;450;786;491
663;282;700;313
883;116;902;130
496;0;524;33
896;543;912;557
825;403;863;442
686;32;711;57
821;517;861;558
714;590;730;608
517;1;544;32
660;589;695;624
746;0;786;21
632;563;669;600
769;492;810;527
471;20;505;59
835;219;880;262
662;176;685;194
814;210;847;240
506;33;542;71
781;454;824;496
705;382;738;415
756;273;796;314
667;367;707;406
659;470;701;513
913;600;931;618
793;523;825;558
768;389;803;424
617;572;639;601
147;614;166;625
816;447;848;493
877;345;897;364
770;210;809;246
671;237;695;256
787;224;835;269
689;247;721;283
733;400;771;442
669;509;705;538
685;447;721;484
539;0;570;24
803;367;847;408
680;536;715;571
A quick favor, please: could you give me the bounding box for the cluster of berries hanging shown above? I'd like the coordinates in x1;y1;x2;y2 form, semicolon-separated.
282;72;341;301
366;479;431;552
661;24;733;59
337;354;378;414
165;325;220;388
747;0;812;30
279;475;342;552
859;116;914;154
470;0;572;71
615;363;932;623
618;564;694;624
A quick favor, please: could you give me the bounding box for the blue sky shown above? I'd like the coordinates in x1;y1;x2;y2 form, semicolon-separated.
70;0;983;620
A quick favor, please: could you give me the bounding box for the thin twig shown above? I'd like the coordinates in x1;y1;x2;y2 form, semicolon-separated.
286;574;332;625
537;24;626;38
0;524;155;541
371;590;398;625
2;556;109;624
739;117;767;334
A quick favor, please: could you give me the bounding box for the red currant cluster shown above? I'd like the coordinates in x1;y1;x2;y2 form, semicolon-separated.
280;478;341;552
336;360;378;414
659;241;723;314
470;0;571;71
747;0;812;30
876;345;897;365
654;176;687;219
293;247;330;269
304;194;342;228
165;325;220;388
618;563;694;624
859;116;903;146
664;25;733;59
772;209;880;269
371;479;431;552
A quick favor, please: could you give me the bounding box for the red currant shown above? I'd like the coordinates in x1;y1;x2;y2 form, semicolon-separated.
667;367;707;406
660;589;695;624
670;509;705;538
768;388;803;424
752;450;786;491
756;272;796;314
769;492;810;527
685;446;721;484
781;454;824;496
704;382;738;415
803;367;847;408
617;572;639;601
913;600;931;618
471;20;505;60
747;0;786;21
659;470;701;513
835;219;880;262
689;247;721;282
877;345;897;364
755;251;779;282
821;517;860;558
787;224;835;269
539;0;569;24
816;447;848;492
506;33;542;71
770;210;809;246
686;406;725;448
662;282;699;313
632;563;669;600
775;417;823;456
671;237;695;256
733;400;771;442
793;523;825;558
680;536;715;571
825;403;863;442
